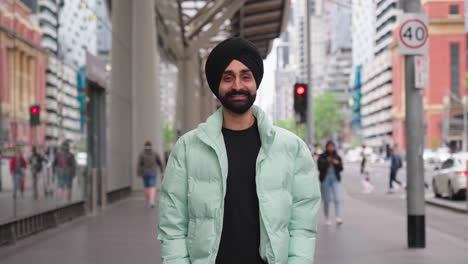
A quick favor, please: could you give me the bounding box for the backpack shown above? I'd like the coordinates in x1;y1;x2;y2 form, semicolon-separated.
56;152;73;169
31;154;43;172
395;155;402;169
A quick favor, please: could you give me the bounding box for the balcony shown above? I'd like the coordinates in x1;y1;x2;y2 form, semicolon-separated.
38;0;58;14
38;12;57;27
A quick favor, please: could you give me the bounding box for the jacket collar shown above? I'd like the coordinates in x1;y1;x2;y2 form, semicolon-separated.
196;105;276;156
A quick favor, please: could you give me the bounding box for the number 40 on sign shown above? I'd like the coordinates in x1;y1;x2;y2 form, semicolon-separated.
398;13;429;55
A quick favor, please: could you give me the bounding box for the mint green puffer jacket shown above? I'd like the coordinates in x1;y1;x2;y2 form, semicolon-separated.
158;106;321;264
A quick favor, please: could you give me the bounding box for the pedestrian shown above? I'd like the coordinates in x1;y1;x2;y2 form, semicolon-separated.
10;148;27;198
388;148;404;193
29;146;47;200
360;144;374;193
137;140;164;208
53;141;76;202
158;37;321;264
360;144;367;174
318;140;344;226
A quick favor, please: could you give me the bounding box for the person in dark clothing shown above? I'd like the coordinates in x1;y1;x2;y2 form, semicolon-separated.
360;144;367;174
53;142;76;202
318;141;343;226
137;140;165;208
388;149;404;193
29;147;47;200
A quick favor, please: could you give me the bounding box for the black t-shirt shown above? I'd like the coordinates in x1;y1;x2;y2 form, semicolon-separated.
216;120;266;264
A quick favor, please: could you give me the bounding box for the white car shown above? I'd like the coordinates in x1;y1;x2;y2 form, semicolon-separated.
432;153;467;200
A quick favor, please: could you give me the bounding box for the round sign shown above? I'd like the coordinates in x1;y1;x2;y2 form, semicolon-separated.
399;19;428;49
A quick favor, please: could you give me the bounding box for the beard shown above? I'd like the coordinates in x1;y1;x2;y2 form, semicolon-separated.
219;90;256;114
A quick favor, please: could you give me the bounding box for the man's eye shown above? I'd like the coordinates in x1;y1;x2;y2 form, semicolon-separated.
242;75;252;80
223;76;233;81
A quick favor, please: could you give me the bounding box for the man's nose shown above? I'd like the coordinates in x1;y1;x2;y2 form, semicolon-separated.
232;77;242;90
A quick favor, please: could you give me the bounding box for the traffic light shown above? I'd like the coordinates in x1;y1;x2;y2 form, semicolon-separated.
294;83;308;122
30;105;40;126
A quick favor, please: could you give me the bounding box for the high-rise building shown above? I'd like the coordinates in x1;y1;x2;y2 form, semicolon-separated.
21;0;82;144
95;0;111;66
350;0;375;133
361;0;401;148
274;24;296;122
295;0;327;91
323;0;352;107
58;0;97;68
0;0;48;147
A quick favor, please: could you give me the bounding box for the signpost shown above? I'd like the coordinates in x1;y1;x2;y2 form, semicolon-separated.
399;7;427;248
399;13;429;55
414;56;429;89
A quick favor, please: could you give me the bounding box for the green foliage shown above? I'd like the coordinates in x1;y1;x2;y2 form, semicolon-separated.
163;121;175;148
275;118;306;141
350;135;363;148
313;92;342;142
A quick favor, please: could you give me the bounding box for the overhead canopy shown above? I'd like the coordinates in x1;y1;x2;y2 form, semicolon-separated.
107;0;290;59
231;0;290;58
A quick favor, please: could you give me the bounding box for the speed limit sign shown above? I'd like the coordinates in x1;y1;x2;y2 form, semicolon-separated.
398;13;429;55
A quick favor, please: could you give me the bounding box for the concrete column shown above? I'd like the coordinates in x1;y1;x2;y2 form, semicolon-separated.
176;55;202;134
108;0;133;192
131;0;163;190
200;84;215;120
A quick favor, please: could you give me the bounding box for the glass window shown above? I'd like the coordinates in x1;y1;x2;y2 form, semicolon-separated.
441;159;454;169
450;43;460;100
449;5;459;15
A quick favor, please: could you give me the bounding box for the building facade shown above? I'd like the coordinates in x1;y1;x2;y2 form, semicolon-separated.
391;0;466;150
361;0;400;148
0;0;47;148
45;56;81;143
350;0;375;133
274;8;296;122
58;0;97;68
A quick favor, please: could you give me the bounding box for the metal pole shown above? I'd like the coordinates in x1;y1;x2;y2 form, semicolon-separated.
0;63;3;192
306;0;314;147
402;0;425;249
464;96;468;210
463;96;467;152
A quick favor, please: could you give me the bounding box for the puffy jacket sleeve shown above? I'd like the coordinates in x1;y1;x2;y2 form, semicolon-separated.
288;142;321;264
157;138;191;264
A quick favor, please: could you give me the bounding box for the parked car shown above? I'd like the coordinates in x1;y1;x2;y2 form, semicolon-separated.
432;153;468;200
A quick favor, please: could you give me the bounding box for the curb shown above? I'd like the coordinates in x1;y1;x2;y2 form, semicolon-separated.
425;198;468;213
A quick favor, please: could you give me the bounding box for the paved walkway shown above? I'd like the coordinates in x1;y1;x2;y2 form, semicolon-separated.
0;188;467;264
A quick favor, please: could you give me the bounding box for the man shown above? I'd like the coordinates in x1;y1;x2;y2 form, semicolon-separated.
158;37;321;264
54;141;76;201
29;147;47;200
10;147;27;198
137;141;164;208
388;148;403;193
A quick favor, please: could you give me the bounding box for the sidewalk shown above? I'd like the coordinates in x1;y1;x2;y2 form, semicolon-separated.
315;190;467;264
0;194;161;264
0;192;467;264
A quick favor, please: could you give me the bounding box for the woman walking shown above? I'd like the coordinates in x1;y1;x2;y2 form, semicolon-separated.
318;141;344;226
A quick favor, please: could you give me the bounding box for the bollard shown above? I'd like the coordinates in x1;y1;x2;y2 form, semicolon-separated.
101;167;107;208
91;168;98;215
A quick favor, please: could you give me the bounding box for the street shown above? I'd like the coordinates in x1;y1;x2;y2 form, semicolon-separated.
341;162;468;243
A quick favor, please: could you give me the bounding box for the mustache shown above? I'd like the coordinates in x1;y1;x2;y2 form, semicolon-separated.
225;90;252;97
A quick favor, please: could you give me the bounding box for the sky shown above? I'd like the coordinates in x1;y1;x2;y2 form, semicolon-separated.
255;39;279;119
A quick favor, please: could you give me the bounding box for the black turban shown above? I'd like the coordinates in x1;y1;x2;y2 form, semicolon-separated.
205;37;264;96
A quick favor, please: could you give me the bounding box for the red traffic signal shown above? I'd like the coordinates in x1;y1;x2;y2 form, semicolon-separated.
30;106;39;114
296;85;306;95
30;105;40;126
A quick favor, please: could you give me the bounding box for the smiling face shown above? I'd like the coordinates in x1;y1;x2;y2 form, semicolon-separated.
218;60;257;114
